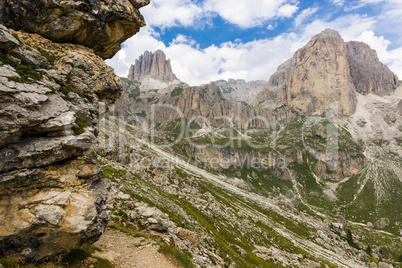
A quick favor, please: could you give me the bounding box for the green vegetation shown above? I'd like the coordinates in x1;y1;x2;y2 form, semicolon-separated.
170;86;184;97
0;256;25;267
129;87;140;99
11;33;22;44
0;53;18;66
40;61;49;69
38;48;56;64
59;86;75;95
159;240;195;268
7;76;23;83
346;229;360;249
16;65;42;81
73;112;92;135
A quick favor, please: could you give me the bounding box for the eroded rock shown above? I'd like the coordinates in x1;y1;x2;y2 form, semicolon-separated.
0;0;149;59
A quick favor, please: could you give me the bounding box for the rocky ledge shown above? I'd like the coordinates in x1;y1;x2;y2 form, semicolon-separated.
0;0;149;59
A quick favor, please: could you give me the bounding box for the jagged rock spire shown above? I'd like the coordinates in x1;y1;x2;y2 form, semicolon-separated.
128;49;178;82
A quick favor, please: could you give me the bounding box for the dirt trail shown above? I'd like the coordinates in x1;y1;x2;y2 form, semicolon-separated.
93;227;179;268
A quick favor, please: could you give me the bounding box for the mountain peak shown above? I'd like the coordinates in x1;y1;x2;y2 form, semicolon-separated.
127;50;178;82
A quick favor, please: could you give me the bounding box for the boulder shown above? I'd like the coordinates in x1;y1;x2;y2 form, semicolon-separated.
374;218;390;229
0;0;149;59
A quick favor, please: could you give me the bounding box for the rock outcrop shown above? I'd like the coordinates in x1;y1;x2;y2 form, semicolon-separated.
0;25;118;263
128;50;178;82
0;0;149;59
346;41;399;96
0;0;146;260
215;79;267;104
253;29;357;116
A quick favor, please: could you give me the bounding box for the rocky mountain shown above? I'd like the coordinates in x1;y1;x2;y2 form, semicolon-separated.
254;29;400;116
0;0;147;263
128;50;178;83
214;79;267;104
105;29;402;267
0;0;149;59
346;41;400;96
253;29;358;116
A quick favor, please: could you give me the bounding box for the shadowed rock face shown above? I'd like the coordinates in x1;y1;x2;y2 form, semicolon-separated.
128;50;178;82
346;41;400;96
0;0;149;59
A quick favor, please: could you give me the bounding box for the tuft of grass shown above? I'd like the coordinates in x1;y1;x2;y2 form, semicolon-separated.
16;65;42;80
11;33;22;44
73;112;92;135
59;86;75;95
38;48;56;64
7;76;23;83
159;240;195;268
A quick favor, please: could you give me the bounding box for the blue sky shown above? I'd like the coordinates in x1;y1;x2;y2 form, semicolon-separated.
107;0;402;86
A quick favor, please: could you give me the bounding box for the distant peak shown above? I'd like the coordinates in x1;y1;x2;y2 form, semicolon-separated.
127;50;178;82
313;29;343;41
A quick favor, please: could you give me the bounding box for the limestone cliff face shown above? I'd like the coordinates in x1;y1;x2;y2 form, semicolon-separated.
346;41;399;96
0;0;149;59
0;0;145;259
128;50;178;82
115;81;293;130
254;29;357;116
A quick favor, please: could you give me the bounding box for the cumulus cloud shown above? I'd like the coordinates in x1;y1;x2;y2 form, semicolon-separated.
107;1;402;87
203;0;298;28
107;28;300;86
141;0;204;28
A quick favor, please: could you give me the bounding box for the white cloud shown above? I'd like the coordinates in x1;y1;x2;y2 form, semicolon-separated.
107;5;402;88
277;4;299;18
141;0;204;28
203;0;298;28
266;24;276;30
331;0;345;6
294;7;319;27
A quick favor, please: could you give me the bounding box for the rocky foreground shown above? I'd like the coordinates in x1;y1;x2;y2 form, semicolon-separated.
0;0;148;263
